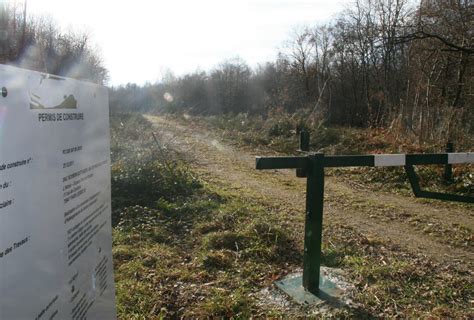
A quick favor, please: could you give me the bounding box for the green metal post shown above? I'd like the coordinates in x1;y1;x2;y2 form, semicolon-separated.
302;153;325;294
299;131;310;152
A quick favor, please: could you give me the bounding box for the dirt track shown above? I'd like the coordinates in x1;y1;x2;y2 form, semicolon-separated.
146;115;473;267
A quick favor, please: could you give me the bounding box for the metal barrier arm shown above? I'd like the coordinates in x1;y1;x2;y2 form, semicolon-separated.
257;153;473;203
327;153;474;203
256;156;307;170
258;152;473;169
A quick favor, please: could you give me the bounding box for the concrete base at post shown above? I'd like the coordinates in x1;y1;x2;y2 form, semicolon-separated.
275;272;345;306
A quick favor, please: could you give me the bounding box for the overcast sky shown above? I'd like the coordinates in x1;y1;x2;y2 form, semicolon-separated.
28;0;349;86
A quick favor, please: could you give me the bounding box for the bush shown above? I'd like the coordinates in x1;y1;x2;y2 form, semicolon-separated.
112;157;199;209
110;113;202;224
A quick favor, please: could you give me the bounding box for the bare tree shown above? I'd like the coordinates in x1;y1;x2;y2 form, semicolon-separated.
0;3;108;84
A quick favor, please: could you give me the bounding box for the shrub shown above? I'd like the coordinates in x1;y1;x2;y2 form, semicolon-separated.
110;113;202;224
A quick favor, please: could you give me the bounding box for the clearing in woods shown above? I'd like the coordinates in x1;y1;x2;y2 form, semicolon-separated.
144;114;473;315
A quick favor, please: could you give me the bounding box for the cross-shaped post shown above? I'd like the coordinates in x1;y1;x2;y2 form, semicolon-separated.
256;153;335;301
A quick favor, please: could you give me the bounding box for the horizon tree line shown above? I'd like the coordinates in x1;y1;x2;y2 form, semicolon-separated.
110;0;473;144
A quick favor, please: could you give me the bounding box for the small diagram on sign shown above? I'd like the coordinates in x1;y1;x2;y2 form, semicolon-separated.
30;93;77;109
29;75;77;109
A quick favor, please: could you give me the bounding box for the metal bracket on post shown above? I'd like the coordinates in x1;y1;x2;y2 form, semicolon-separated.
405;164;473;203
444;142;454;183
296;131;310;178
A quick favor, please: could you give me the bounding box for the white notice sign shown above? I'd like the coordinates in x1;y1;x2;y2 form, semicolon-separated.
0;65;116;319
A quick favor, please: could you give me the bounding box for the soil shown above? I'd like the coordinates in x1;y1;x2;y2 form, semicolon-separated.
145;114;473;268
